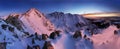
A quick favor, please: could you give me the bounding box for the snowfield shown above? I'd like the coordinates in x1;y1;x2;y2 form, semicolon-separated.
0;8;120;49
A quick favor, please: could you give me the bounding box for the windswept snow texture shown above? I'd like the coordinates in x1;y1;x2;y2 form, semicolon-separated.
1;8;120;49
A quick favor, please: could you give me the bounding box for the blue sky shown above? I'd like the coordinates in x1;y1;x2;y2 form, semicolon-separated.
0;0;120;16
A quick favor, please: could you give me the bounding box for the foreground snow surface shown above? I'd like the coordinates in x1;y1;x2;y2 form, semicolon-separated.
92;26;120;49
51;26;120;49
1;18;120;49
52;33;76;49
1;8;120;49
51;30;93;49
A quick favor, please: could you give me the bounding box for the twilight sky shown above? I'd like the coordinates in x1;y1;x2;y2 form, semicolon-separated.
0;0;120;16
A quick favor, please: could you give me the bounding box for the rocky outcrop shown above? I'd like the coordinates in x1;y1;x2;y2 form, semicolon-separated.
0;42;6;49
33;45;40;49
6;15;23;30
73;31;82;39
54;30;61;36
49;30;61;39
27;45;32;49
1;24;8;30
42;34;48;40
42;41;54;49
8;26;14;32
91;20;110;29
49;32;57;39
114;30;120;35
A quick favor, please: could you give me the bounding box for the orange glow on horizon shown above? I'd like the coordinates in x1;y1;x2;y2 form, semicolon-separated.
82;13;120;18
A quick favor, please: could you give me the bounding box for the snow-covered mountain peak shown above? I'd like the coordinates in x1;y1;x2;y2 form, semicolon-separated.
23;8;44;18
29;8;37;11
20;8;55;35
1;8;120;49
26;8;40;14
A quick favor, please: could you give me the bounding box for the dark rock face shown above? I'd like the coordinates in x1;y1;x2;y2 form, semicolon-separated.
114;30;120;35
33;45;40;49
92;21;110;29
35;33;39;39
1;24;8;30
32;38;35;44
75;22;85;28
13;34;19;38
1;24;15;32
49;12;64;18
27;45;40;49
0;42;6;49
27;45;32;49
28;34;34;38
114;30;119;35
115;24;120;29
42;34;48;40
24;32;30;36
73;31;82;39
49;30;61;39
54;30;61;36
6;15;23;30
42;41;54;49
8;26;14;32
83;35;87;39
49;32;57;39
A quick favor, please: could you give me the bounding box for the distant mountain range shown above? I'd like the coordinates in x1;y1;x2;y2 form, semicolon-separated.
0;8;120;49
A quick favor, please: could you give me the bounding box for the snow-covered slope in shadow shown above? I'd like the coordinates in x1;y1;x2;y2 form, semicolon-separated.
46;12;88;32
0;19;26;49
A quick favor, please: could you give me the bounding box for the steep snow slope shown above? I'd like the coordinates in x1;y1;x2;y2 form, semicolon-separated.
0;19;26;49
46;12;88;32
0;19;50;49
2;8;120;49
20;8;54;35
